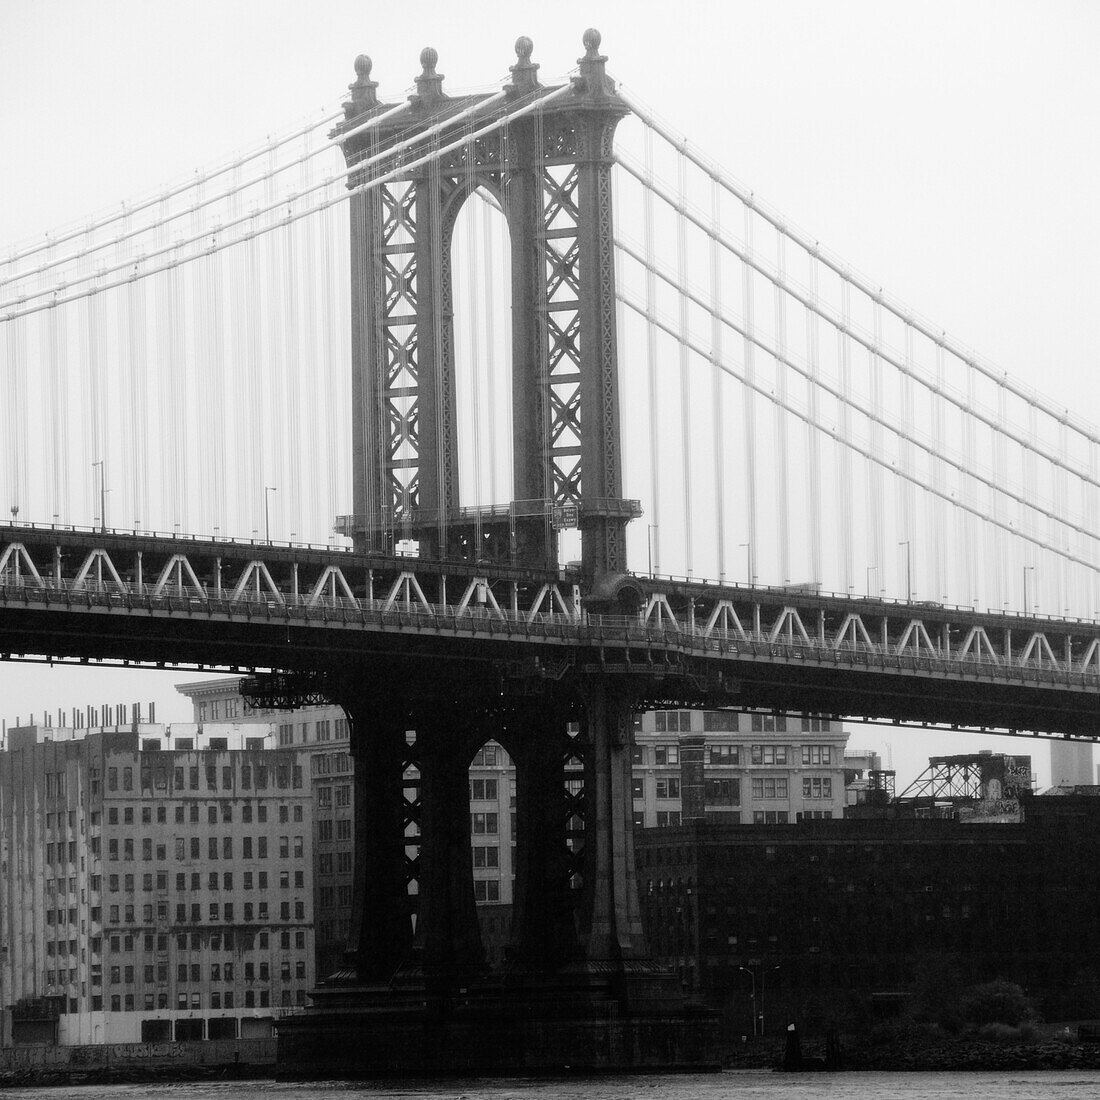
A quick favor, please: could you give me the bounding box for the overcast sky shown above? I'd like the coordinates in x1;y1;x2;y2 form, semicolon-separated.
1;0;1098;785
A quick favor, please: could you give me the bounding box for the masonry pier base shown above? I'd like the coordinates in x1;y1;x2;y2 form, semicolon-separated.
276;971;720;1077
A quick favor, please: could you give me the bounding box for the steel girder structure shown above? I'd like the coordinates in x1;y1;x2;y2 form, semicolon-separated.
336;35;639;576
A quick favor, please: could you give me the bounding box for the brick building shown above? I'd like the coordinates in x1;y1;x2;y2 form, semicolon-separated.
636;800;1100;1034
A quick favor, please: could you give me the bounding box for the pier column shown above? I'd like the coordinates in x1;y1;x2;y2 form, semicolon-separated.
577;679;646;960
406;722;485;990
506;704;582;972
341;688;414;983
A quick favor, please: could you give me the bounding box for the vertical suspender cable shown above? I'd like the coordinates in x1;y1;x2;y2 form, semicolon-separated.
899;324;916;599
867;297;884;596
465;124;484;539
994;380;1009;610
709;176;726;582
642;125;661;572
836;277;853;595
741;203;758;585
774;233;790;585
962;361;977;608
805;254;822;585
429;135;446;554
930;341;947;603
482;174;500;507
676;150;693;577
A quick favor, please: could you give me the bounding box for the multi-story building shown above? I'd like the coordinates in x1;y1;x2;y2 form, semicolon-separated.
176;680;354;978
632;709;850;827
0;719;314;1044
637;796;1100;1031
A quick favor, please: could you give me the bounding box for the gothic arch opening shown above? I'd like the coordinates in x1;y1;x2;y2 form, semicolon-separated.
448;185;513;525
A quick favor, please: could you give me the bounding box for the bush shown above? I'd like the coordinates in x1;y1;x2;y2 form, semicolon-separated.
961;980;1037;1029
977;1021;1038;1044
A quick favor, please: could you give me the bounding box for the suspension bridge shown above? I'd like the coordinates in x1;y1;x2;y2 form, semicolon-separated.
1;30;1098;1073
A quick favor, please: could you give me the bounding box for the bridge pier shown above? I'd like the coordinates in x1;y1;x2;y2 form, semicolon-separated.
271;665;719;1077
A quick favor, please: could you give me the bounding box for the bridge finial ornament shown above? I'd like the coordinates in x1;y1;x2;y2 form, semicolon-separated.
413;46;446;107
508;35;539;93
345;54;378;116
577;28;615;99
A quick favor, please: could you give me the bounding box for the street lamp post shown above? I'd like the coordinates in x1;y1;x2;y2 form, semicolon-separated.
737;966;757;1037
739;542;754;587
759;964;781;1037
264;486;277;544
898;540;911;602
647;524;658;576
866;565;877;597
92;460;107;533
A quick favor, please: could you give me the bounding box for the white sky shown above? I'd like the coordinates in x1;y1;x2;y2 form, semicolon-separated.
1;0;1098;785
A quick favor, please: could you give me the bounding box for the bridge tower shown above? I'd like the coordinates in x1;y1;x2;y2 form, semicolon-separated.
273;34;720;1077
338;29;641;577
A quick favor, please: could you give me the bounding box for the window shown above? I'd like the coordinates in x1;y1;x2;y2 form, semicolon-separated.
655;778;680;799
336;785;350;807
473;880;501;903
703;710;738;732
472;846;499;868
750;745;790;765
653;710;692;733
752;810;790;824
631;779;645;800
142;838;152;861
802;777;833;800
470;779;498;801
708;745;739;765
751;777;789;800
801;716;831;733
653;744;680;766
655;810;681;827
336;819;351;841
258;837;267;858
801;745;832;766
704;778;740;805
471;813;498;835
318;820;332;841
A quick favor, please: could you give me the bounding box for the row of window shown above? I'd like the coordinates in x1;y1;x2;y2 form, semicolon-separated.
470;779;498;801
317;884;353;909
88;929;298;955
315;785;352;807
317;852;353;874
105;869;306;894
194;698;242;721
104;834;307;863
101;899;308;925
105;763;304;794
316;818;352;841
649;712;833;734
80;988;305;1011
274;717;348;745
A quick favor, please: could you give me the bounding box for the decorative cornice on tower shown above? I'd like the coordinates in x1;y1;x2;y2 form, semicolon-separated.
411;47;446;109
574;28;616;100
344;54;379;119
507;36;540;96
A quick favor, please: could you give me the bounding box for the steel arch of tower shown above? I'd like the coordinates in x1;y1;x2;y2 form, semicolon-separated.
337;31;640;577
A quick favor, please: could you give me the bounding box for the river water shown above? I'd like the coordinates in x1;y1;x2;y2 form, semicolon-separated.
4;1072;1100;1100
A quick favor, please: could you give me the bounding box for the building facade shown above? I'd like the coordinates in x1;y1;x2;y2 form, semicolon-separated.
0;720;314;1044
637;799;1100;1034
